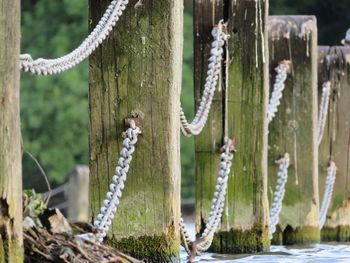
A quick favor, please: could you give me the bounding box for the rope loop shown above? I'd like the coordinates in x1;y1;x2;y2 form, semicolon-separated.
180;138;235;257
180;21;229;137
20;0;129;75
77;124;140;243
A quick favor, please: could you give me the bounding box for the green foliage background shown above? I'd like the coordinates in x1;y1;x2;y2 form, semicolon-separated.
21;0;88;191
21;1;350;196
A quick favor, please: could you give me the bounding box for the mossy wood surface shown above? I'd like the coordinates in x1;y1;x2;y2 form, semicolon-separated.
195;0;270;254
220;0;269;253
0;0;23;262
268;16;319;245
193;0;224;241
318;46;350;242
89;1;182;261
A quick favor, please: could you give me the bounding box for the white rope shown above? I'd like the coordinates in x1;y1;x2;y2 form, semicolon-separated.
77;122;141;243
267;61;290;239
269;153;290;240
317;82;336;229
342;28;350;46
180;21;229;137
179;217;192;255
20;0;129;75
267;61;290;124
317;81;331;146
180;138;235;255
319;161;337;229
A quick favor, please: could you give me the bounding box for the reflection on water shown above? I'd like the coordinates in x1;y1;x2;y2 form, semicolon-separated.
180;223;350;262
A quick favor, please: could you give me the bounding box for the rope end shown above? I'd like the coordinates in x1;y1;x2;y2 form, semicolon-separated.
279;60;292;73
221;137;236;154
124;112;143;135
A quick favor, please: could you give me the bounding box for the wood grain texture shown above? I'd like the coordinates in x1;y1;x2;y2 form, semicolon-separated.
88;1;182;261
193;0;224;238
194;0;269;254
0;0;23;262
318;46;350;242
268;16;319;245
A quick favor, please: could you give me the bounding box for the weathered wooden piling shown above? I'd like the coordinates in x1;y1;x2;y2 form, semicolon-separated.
0;0;23;262
195;0;270;253
88;0;182;261
268;16;319;245
318;46;350;242
193;0;224;249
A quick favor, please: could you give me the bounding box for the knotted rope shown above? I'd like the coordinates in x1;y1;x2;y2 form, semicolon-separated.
78;121;141;243
319;161;337;229
268;153;290;239
180;21;229;137
180;138;235;258
20;0;129;75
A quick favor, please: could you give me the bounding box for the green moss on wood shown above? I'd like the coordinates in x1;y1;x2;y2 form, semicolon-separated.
271;225;283;245
106;228;179;263
282;225;320;245
318;47;350;239
322;226;339;242
194;0;269;254
209;224;269;254
267;16;319;246
0;238;23;263
322;225;350;242
0;0;23;261
89;0;182;259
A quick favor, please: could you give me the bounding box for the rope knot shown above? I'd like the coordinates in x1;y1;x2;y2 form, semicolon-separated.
275;153;290;165
212;20;230;41
221;137;236;155
279;60;292;73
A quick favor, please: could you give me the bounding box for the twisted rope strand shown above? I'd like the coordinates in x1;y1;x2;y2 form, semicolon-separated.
20;0;129;75
266;61;290;239
317;82;335;229
180;21;229;137
269;153;290;240
317;81;331;146
77;124;141;243
180;138;235;255
267;61;290;124
180;217;191;255
319;161;337;229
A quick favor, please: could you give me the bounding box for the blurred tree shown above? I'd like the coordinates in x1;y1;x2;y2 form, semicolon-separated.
270;0;350;45
21;0;88;191
181;8;195;199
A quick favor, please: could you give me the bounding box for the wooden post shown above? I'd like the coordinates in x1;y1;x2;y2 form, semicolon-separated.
318;46;350;242
67;165;89;223
0;0;23;262
195;0;270;253
268;16;319;245
193;0;224;247
88;1;182;261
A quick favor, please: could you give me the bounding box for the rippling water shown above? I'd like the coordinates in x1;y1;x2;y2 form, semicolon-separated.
180;224;350;262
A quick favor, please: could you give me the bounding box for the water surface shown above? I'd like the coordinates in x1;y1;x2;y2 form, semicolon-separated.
180;223;350;262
